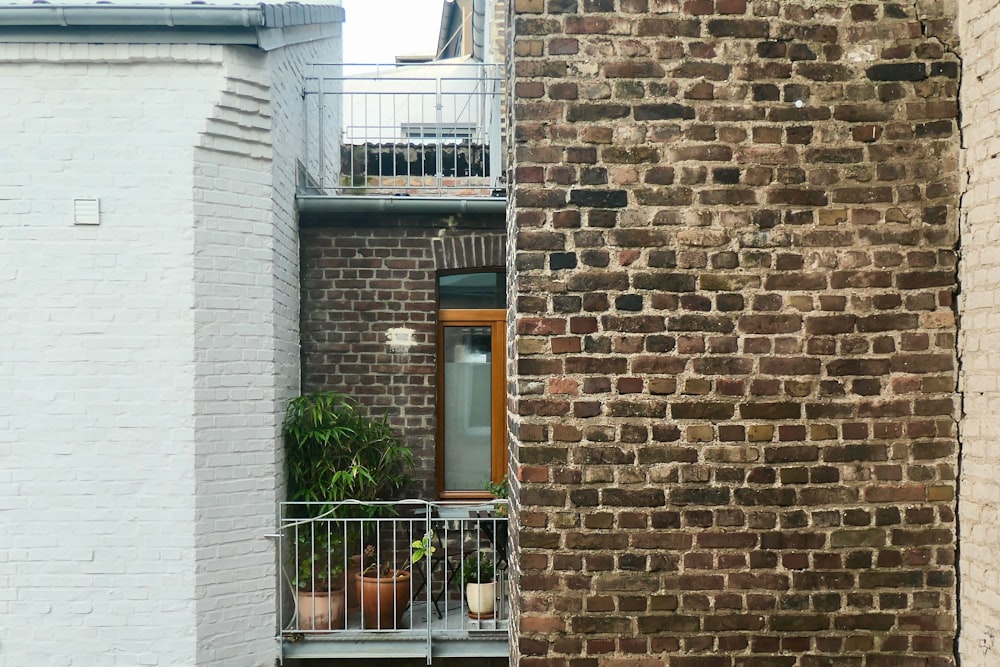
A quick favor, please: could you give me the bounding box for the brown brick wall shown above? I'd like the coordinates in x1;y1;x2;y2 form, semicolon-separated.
300;213;505;497
508;2;960;666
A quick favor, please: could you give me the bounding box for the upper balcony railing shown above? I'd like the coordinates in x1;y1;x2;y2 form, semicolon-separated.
302;62;505;198
276;500;509;662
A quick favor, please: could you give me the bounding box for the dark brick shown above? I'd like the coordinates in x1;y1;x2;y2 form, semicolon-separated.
672;402;736;420
739;402;801;419
767;188;828;206
636;17;701;38
707;19;769;38
866;62;928;81
634;272;697;292
602;488;665;507
739;314;802;334
549;252;577;270
670;488;731;505
569;189;628;208
826;359;891;376
634;103;696;120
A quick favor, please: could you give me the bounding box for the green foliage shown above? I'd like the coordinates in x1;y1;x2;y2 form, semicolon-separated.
291;525;345;592
366;532;436;579
485;475;509;500
409;532;435;568
461;551;495;584
283;391;414;514
485;475;509;516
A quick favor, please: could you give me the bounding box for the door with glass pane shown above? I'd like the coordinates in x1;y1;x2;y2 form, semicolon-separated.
436;271;506;498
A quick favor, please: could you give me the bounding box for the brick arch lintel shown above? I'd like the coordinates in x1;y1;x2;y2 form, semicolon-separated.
432;232;506;272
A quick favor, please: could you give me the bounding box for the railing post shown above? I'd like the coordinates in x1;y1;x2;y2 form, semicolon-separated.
435;77;444;191
317;75;326;191
425;503;433;664
488;65;502;192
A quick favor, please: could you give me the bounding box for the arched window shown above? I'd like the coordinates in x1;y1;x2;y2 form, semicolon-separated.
436;270;506;498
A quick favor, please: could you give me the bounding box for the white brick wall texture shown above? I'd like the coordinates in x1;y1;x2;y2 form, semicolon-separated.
959;2;1000;664
0;31;340;667
191;33;341;666
0;43;221;667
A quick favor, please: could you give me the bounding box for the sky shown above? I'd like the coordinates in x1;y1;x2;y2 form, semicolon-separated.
341;0;446;64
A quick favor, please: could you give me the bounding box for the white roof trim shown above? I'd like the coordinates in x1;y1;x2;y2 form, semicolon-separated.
0;2;344;49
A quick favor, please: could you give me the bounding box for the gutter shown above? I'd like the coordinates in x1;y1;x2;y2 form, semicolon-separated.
297;195;507;216
472;0;485;62
0;5;264;28
0;4;345;49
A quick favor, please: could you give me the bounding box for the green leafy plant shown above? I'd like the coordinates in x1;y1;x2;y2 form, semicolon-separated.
460;550;495;585
364;532;436;579
284;391;413;513
485;475;509;499
291;526;346;592
485;475;509;517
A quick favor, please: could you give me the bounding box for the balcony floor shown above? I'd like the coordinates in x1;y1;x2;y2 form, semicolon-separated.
281;600;509;660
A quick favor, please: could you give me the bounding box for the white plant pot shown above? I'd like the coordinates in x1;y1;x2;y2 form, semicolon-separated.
466;582;496;618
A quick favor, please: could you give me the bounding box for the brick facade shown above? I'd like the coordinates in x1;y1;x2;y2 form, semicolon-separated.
300;213;506;497
508;2;960;666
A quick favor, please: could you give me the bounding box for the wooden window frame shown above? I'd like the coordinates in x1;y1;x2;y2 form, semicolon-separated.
436;308;507;500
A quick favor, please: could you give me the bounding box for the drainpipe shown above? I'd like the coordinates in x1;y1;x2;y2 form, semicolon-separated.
0;5;263;27
296;195;506;216
471;0;485;62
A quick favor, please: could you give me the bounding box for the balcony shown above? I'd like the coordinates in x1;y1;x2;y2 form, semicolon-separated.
276;500;510;662
301;62;505;201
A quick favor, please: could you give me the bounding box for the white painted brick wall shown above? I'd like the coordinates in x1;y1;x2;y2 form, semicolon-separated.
959;2;1000;664
190;32;340;666
0;30;341;667
0;43;223;667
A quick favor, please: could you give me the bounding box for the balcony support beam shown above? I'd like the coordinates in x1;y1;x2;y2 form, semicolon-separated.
297;194;507;216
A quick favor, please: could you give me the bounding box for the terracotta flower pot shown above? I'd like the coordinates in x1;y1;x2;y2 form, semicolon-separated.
297;586;346;630
466;581;496;619
356;570;411;629
346;554;364;610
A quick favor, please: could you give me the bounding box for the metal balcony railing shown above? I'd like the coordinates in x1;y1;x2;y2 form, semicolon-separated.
302;62;504;197
277;500;509;662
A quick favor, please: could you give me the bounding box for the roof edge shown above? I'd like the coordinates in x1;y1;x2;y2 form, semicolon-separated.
0;4;344;49
0;4;344;29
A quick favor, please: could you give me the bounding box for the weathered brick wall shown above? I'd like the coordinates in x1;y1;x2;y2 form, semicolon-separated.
300;214;505;497
508;2;960;666
957;2;1000;664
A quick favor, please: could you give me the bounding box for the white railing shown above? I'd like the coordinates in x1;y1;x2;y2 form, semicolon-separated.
277;500;509;658
303;62;504;196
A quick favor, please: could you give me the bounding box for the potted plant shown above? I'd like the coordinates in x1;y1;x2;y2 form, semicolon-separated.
283;391;414;612
284;391;413;506
291;527;346;630
461;550;496;619
356;533;434;629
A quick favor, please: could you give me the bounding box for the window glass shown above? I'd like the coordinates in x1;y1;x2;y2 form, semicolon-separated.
442;326;493;492
439;272;505;310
